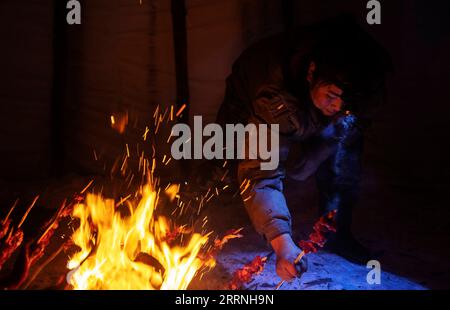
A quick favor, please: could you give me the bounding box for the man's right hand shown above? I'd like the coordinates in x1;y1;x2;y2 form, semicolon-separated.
270;234;308;281
320;112;361;147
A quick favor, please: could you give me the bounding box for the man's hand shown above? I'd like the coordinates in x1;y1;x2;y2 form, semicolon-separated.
321;112;361;145
270;234;308;281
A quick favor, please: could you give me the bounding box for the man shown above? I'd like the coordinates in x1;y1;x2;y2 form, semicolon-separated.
216;17;392;282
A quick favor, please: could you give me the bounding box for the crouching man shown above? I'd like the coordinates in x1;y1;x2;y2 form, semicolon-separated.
217;17;392;281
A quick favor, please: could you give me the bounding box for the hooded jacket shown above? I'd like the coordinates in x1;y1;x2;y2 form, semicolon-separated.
216;23;377;241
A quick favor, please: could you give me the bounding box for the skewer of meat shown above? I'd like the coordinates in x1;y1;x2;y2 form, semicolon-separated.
275;210;337;289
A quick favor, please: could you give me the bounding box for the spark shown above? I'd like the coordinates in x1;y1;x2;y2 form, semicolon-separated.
126;144;130;158
176;104;187;117
143;126;150;141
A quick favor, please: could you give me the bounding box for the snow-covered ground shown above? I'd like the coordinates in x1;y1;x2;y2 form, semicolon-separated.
190;232;427;290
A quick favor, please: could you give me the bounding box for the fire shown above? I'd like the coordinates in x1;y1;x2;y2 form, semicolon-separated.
0;105;241;290
228;255;267;290
65;104;237;290
110;111;128;134
66;183;214;290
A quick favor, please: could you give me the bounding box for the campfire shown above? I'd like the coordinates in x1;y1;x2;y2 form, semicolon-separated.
64;105;238;290
0;178;242;290
66;183;215;290
0;104;242;290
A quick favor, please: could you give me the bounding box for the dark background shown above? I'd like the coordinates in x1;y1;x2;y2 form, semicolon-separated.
0;0;449;289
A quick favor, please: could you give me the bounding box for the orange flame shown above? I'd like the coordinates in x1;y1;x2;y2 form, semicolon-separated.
67;183;214;290
110;112;129;134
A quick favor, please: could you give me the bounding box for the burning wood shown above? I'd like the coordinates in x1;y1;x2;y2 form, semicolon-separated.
0;190;84;289
160;224;192;245
0;104;247;290
0;199;18;239
198;228;244;265
228;255;268;290
0;198;37;270
0;229;24;269
213;228;243;251
28;200;73;267
66;183;218;290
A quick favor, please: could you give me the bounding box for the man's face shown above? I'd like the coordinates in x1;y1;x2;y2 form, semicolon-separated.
310;83;344;116
307;62;344;116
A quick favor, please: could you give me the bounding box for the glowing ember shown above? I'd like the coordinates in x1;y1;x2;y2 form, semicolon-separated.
228;256;267;290
110;111;129;134
213;228;243;250
0;198;37;269
66;183;215;290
